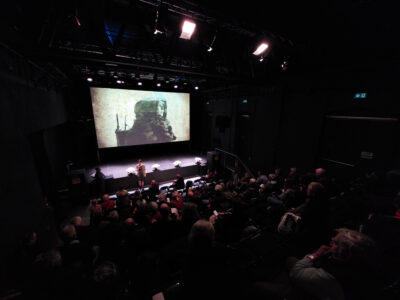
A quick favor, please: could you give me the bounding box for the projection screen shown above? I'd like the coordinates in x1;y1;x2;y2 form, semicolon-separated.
90;87;190;148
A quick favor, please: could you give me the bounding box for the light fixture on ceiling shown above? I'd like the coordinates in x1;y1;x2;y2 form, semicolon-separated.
86;77;93;82
138;82;142;86
153;9;164;35
157;83;161;87
174;85;178;89
253;42;269;55
259;56;264;62
194;86;199;90
180;20;196;39
75;9;81;27
207;31;217;52
116;80;122;84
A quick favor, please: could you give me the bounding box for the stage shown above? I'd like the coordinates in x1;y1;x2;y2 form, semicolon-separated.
85;153;207;193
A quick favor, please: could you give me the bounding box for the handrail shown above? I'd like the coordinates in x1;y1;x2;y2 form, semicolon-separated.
215;148;254;178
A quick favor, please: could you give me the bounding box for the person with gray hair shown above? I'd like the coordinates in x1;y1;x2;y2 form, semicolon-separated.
288;228;378;299
184;220;234;300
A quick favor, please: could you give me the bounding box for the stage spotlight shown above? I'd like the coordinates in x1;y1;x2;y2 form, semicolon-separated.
138;82;142;86
259;57;264;62
194;86;199;90
174;85;178;89
253;42;269;55
116;80;122;84
87;77;93;82
207;46;213;52
180;20;196;39
157;83;161;87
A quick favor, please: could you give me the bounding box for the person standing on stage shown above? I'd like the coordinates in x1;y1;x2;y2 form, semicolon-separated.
136;159;146;190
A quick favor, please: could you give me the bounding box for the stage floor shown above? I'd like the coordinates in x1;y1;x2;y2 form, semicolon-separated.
87;153;206;180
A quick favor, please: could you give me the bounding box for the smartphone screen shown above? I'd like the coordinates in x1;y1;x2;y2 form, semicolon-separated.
213;210;218;216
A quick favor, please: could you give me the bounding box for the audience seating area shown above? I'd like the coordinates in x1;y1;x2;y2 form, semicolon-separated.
3;166;400;300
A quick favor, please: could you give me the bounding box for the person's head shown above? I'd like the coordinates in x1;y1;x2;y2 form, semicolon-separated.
289;167;297;175
182;202;200;222
34;249;62;269
315;168;326;178
107;210;119;222
61;224;77;243
70;216;83;227
103;194;110;201
215;184;223;192
330;228;376;266
24;231;38;246
138;159;142;164
124;217;135;226
92;261;119;297
188;220;215;249
96;167;101;172
160;203;171;218
187;188;194;197
307;182;325;200
151;179;157;185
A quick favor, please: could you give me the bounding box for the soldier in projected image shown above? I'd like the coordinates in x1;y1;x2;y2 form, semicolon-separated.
115;97;176;146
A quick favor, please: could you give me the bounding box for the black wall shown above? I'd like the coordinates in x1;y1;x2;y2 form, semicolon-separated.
202;62;400;175
0;47;69;282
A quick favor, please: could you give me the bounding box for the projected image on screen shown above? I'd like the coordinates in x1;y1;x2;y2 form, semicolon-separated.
90;88;190;148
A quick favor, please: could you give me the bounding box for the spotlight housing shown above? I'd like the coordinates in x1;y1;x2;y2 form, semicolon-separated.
180;20;196;40
253;43;269;55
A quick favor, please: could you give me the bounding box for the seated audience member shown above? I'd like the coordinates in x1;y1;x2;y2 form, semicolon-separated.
58;224;93;269
101;194;115;212
274;168;284;189
240;172;250;185
291;182;330;247
183;220;233;300
148;179;160;200
315;167;337;197
116;191;132;221
289;228;378;299
180;202;200;235
171;191;184;211
175;173;185;190
70;216;90;244
286;167;298;183
89;261;122;300
90;199;103;225
28;249;65;299
256;170;268;184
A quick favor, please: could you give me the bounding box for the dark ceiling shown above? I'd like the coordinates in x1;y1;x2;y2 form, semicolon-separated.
2;0;399;90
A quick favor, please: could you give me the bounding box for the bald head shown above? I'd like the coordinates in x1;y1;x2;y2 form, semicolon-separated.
315;168;326;178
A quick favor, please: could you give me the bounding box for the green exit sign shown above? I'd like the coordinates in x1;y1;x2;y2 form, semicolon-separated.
354;93;367;99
